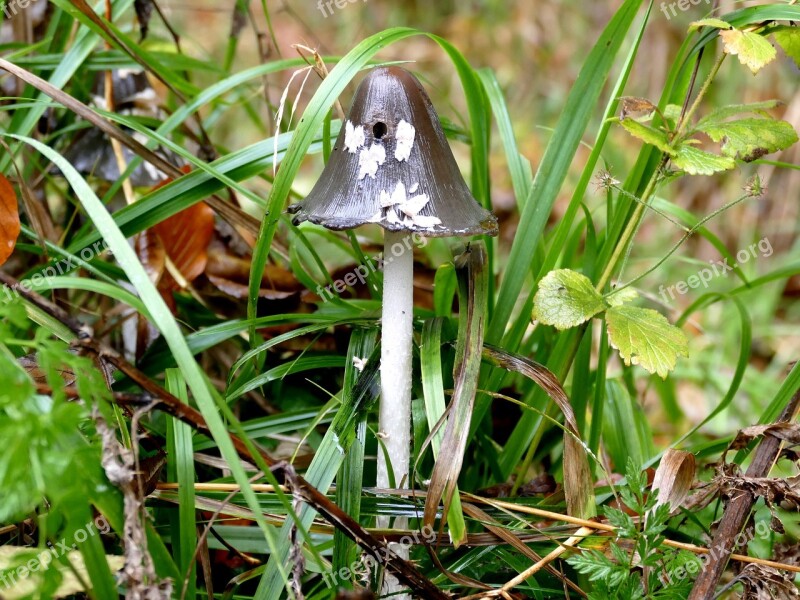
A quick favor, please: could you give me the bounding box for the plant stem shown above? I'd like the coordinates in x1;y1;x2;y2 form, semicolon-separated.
608;191;751;296
596;52;727;293
595;167;661;292
377;229;414;490
675;52;726;139
376;229;414;599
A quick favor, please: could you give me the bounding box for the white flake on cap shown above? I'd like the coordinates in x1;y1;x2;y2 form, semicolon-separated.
385;207;401;225
398;193;430;219
358;143;386;179
395;119;416;162
344;121;365;153
373;180;441;230
379;187;395;208
408;182;419;194
410;214;442;228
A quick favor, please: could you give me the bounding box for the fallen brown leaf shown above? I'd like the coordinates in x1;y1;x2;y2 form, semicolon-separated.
0;173;20;266
651;448;696;512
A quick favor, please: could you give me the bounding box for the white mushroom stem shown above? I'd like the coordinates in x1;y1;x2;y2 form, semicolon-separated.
376;229;413;598
377;229;414;490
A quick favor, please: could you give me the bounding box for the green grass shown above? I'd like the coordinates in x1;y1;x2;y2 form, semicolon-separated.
0;1;799;598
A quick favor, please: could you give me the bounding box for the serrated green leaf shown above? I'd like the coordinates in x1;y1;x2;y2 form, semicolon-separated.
604;505;636;537
606;287;639;307
606;305;689;379
533;269;607;329
719;29;777;74
688;18;732;32
625;456;648;501
696;100;782;128
610;542;630;567
567;549;623;583
618;118;674;154
698;117;798;161
645;503;672;537
773;26;800;68
672;145;735;175
619;487;638;513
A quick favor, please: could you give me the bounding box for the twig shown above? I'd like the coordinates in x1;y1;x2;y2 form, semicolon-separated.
0;271;274;467
461;526;595;599
36;384;153;405
8;271;446;598
465;494;800;575
688;386;800;599
274;462;451;600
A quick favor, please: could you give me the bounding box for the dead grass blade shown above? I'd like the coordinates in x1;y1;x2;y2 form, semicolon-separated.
481;345;595;519
423;243;489;532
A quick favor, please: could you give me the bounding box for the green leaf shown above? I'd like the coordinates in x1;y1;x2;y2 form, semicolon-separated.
617;118;674;154
604;505;636;537
696;100;782;128
165;370;197;600
688;18;732;32
606;305;689;378
719;29;777;74
773;26;800;68
488;0;645;343
625;456;648;501
477;68;532;207
671;145;735;175
606;287;639;307
0;359;87;522
333;329;378;578
697;117;798;161
567;549;628;586
533;269;608;329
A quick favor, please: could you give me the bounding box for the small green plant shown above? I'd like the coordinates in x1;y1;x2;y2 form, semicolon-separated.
0;299;121;598
567;458;699;599
2;2;799;597
533;20;798;381
533;269;689;378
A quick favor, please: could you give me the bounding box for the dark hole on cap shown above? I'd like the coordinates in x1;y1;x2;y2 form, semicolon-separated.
373;122;387;139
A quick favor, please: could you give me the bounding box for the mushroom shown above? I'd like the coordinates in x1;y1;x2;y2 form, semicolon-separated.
289;66;497;585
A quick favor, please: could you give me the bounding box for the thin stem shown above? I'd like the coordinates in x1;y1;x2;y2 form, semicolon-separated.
597;51;727;292
376;229;414;599
676;52;726;139
376;230;414;489
608;191;751;296
595;167;662;291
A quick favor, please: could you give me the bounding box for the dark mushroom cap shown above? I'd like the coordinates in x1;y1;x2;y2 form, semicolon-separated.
288;67;498;237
